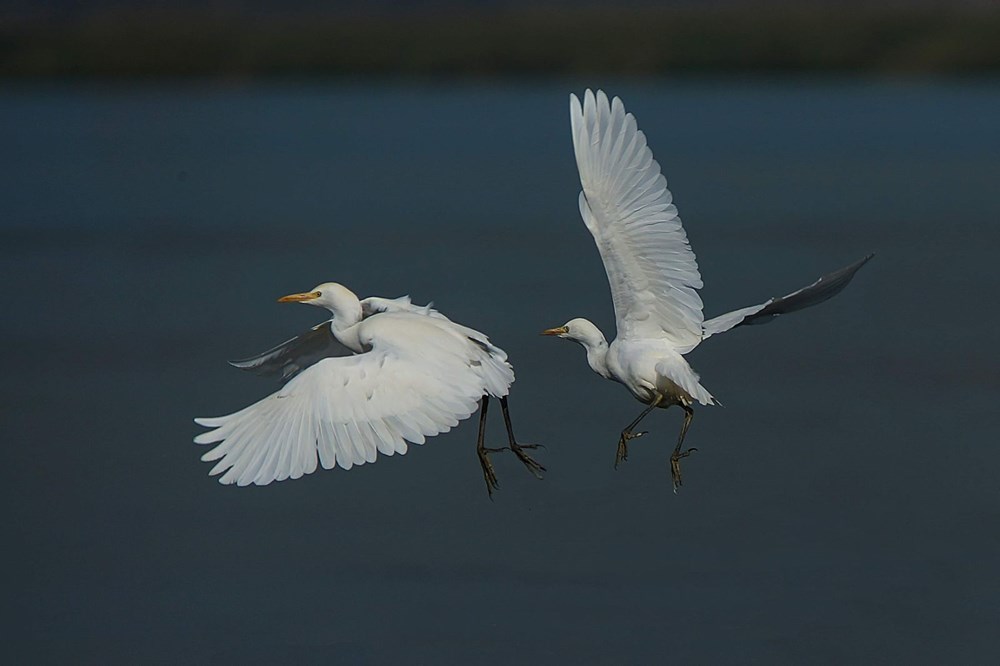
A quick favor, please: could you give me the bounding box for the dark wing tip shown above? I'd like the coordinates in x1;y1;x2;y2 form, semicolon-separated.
743;252;874;325
226;320;353;381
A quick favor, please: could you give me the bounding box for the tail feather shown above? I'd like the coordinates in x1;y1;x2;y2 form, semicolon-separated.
655;357;716;407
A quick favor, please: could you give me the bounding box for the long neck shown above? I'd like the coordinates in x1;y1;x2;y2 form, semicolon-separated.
579;334;611;379
328;298;364;352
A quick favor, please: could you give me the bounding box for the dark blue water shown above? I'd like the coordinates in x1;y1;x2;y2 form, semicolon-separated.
3;80;998;664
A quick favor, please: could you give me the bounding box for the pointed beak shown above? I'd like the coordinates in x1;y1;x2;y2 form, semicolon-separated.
277;291;321;303
541;326;568;336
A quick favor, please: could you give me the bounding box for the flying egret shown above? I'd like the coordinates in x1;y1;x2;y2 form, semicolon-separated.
195;283;543;496
544;89;872;491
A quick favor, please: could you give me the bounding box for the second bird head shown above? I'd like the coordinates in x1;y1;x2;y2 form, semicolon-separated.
541;318;607;347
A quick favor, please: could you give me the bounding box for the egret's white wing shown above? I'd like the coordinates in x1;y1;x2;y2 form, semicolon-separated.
571;89;704;353
194;311;512;486
702;254;874;340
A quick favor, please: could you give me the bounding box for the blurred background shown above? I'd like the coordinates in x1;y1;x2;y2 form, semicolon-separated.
3;0;1000;77
3;1;999;664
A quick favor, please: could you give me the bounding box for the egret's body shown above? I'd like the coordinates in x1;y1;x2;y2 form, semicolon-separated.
195;283;542;494
545;90;872;489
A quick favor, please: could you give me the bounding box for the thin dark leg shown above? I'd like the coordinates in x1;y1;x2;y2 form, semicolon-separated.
669;404;697;492
499;396;545;479
475;396;499;498
616;393;663;469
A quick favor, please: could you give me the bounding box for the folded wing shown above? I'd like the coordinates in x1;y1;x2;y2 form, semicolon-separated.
571;89;704;353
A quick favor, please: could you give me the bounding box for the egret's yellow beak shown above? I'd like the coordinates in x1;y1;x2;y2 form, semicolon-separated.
277;291;321;303
542;326;568;336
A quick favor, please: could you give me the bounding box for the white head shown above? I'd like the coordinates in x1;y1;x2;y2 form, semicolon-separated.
542;317;611;377
542;317;608;348
277;282;362;324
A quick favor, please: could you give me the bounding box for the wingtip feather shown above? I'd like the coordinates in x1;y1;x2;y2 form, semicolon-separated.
194;431;224;445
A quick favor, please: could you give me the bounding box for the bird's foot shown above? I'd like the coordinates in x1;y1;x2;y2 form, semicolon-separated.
483;443;545;479
477;448;500;499
669;447;698;493
615;430;647;469
508;442;546;479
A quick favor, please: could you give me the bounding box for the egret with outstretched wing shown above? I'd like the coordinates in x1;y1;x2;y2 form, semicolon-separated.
544;90;872;490
196;283;543;495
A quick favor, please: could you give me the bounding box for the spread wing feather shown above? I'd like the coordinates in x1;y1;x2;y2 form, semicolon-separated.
702;254;874;340
571;89;704;352
194;311;513;486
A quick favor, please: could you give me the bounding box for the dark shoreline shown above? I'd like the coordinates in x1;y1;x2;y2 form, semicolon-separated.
3;6;999;79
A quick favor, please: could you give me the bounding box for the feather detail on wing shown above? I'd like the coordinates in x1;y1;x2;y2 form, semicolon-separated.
194;311;513;486
229;321;355;381
702;254;874;340
571;89;704;353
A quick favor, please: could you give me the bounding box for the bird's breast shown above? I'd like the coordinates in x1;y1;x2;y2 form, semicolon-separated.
609;339;693;407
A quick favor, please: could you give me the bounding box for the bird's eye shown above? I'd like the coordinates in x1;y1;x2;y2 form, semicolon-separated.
315;291;322;297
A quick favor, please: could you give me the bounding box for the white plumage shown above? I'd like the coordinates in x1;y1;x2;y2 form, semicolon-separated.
546;89;872;490
570;90;704;353
195;283;540;492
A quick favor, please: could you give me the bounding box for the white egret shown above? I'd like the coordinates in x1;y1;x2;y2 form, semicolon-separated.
195;283;543;495
544;89;872;490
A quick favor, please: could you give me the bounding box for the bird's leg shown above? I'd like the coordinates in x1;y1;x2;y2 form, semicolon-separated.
669;404;697;493
616;394;663;469
475;396;499;498
499;396;545;479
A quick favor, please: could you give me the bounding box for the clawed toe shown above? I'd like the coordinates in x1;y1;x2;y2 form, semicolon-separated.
615;430;647;469
615;440;628;469
477;450;500;499
510;442;546;479
479;441;546;486
669;447;697;493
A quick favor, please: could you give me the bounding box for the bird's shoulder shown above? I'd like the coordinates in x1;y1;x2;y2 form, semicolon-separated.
357;308;465;350
279;311;456;396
